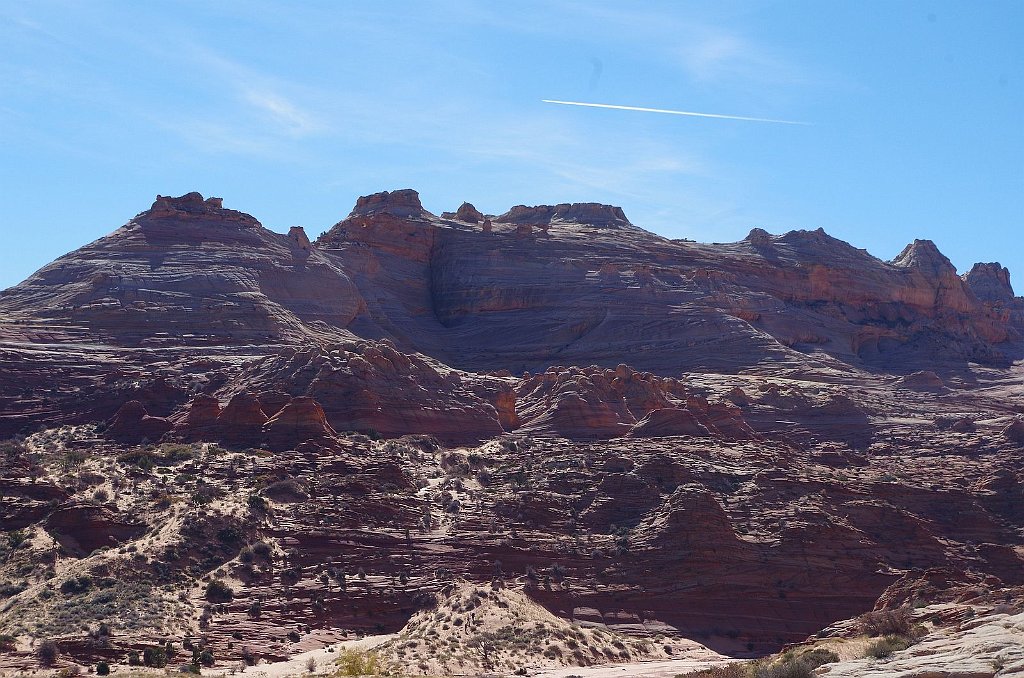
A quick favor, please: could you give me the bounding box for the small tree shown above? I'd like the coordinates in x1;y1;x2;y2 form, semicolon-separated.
36;638;60;667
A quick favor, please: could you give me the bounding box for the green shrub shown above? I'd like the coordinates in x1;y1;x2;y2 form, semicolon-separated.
96;661;110;675
205;579;234;603
144;645;168;668
335;648;387;676
60;576;93;595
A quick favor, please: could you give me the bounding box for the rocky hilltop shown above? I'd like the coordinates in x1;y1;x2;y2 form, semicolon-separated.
1;190;1022;676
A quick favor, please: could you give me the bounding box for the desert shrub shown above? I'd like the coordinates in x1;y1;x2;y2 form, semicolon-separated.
144;645;168;668
335;648;387;676
60;576;93;595
305;656;317;672
0;579;26;597
205;579;234;603
799;648;839;667
96;661;110;675
92;488;110;503
199;649;215;666
6;529;27;548
58;450;88;471
117;449;157;471
37;638;60;666
238;546;255;564
217;525;244;544
252;540;272;560
0;438;28;459
263;478;308;502
157;443;197;463
247;494;269;513
190;481;222;507
857;607;914;636
747;651;837;678
864;635;912;659
0;634;16;651
753;658;814;678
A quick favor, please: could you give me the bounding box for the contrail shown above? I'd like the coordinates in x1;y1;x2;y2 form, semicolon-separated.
542;99;810;126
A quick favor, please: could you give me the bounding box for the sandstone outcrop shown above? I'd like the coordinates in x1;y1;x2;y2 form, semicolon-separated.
43;503;146;556
965;262;1015;302
441;201;485;223
262;396;336;450
495;202;631;228
215;390;269;447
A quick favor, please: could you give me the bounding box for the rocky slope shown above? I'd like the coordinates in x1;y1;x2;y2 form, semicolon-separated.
0;190;1022;674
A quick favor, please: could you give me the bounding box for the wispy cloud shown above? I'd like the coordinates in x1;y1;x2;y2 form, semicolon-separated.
183;47;326;140
542;100;811;125
678;30;816;87
240;89;322;137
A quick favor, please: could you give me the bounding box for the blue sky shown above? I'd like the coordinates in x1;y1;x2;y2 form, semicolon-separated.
0;1;1021;291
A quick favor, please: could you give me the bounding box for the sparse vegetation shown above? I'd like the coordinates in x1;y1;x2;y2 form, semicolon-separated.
864;634;912;659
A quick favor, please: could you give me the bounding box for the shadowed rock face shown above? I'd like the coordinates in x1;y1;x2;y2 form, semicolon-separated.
1;189;1024;667
965;262;1015;303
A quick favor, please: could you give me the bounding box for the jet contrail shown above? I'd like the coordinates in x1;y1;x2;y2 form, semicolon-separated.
542;99;810;126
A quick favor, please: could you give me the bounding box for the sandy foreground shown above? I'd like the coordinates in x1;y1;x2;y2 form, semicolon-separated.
232;635;395;678
227;633;735;678
531;657;739;678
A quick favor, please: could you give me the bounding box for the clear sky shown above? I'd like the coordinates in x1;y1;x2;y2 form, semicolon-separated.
1;1;1021;291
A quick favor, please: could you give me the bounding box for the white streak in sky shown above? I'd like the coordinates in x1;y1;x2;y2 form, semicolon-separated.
542;100;810;126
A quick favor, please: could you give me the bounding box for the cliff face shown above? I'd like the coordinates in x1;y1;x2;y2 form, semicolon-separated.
0;193;366;346
310;190;1021;373
1;190;1023;670
3;190;1019;368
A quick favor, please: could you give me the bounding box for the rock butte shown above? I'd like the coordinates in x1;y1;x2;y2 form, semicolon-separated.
0;189;1023;674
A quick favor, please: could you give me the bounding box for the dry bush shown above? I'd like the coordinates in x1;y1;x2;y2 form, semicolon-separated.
857;606;914;636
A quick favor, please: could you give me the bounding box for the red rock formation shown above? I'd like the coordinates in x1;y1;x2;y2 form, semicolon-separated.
105;400;171;443
43;504;146;556
626;408;710;438
262;396;336;450
216;391;268;447
2;188;1024;665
